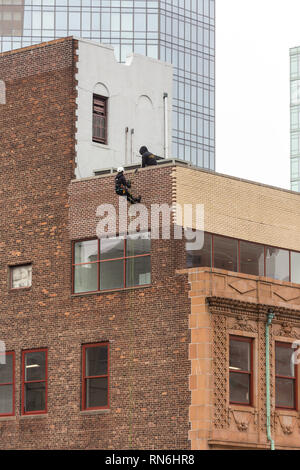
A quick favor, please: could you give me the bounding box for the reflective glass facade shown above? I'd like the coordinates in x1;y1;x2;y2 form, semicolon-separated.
0;0;215;169
290;47;300;192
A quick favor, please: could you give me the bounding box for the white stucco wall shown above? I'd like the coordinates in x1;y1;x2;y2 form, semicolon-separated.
75;39;173;178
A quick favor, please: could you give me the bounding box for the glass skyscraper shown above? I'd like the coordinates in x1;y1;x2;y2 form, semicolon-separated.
290;47;300;192
0;0;215;170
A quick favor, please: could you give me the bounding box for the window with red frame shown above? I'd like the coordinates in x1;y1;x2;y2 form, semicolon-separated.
0;351;14;416
22;349;47;415
229;336;253;405
72;233;151;294
82;343;109;410
275;342;298;410
93;94;107;144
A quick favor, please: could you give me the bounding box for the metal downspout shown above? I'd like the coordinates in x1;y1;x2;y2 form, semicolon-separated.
266;309;275;450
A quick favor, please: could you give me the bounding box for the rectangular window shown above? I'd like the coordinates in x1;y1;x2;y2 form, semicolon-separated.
82;343;109;410
186;232;211;268
0;351;14;416
291;251;300;284
213;235;238;272
240;241;264;276
10;264;32;289
266;247;289;282
22;349;47;415
229;336;253;406
93;94;107;144
275;342;297;410
73;233;151;294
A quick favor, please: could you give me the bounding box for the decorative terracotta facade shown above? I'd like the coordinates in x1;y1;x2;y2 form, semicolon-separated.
183;267;300;450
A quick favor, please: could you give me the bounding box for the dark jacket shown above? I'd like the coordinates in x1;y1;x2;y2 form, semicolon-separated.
139;146;158;168
115;172;130;193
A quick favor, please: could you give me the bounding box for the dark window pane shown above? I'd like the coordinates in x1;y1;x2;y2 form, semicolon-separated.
100;260;124;290
74;240;98;264
229;372;250;404
240;241;264;276
86;377;108;408
126;233;150;256
0;385;13;414
186;232;211;268
276;378;295;408
275;345;295;377
0;355;13;384
126;256;151;287
100;237;124;260
291;251;300;284
25;382;46;412
25;351;46;382
74;263;98;293
213;235;238;271
266;247;289;282
229;339;250;372
86;346;108;377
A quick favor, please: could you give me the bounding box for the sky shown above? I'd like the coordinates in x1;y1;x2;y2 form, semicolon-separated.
216;0;300;189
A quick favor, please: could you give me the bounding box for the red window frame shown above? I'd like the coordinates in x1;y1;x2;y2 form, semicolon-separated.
72;236;151;294
0;351;15;417
82;342;109;411
92;94;108;144
21;348;48;416
275;341;298;411
229;335;253;406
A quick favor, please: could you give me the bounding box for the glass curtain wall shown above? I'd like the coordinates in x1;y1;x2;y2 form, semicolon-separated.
290;47;300;192
0;0;215;170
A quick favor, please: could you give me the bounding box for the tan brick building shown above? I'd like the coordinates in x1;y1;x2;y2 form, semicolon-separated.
1;38;300;450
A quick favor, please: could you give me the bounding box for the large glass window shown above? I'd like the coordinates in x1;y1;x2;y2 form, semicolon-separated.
240;241;264;276
275;342;297;410
73;233;151;293
291;251;300;284
82;343;109;410
22;349;47;415
186;232;211;268
213;235;238;272
0;352;14;416
229;336;253;405
266;247;289;282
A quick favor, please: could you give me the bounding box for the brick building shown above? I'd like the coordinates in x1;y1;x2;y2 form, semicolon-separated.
1;38;300;450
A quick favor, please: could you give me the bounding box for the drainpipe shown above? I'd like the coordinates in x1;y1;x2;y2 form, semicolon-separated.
163;92;169;159
130;128;134;164
266;308;275;451
125;127;129;165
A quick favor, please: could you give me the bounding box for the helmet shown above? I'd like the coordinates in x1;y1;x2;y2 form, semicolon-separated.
139;146;148;155
117;167;124;173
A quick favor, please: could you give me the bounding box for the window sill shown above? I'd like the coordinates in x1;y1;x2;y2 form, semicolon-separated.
71;284;152;297
20;413;48;419
0;415;16;421
91;141;110;150
80;409;111;416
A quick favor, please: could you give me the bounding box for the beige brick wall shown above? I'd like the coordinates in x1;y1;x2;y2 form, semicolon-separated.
173;166;300;252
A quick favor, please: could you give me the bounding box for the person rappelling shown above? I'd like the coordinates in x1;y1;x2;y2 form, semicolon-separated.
115;167;141;204
139;146;158;168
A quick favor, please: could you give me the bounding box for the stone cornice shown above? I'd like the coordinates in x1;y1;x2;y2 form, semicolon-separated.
207;296;300;323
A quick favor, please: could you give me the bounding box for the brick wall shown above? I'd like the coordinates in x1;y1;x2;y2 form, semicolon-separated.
0;40;191;450
174;166;300;252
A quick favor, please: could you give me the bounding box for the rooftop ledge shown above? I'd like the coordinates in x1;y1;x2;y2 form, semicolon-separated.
71;158;300;196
